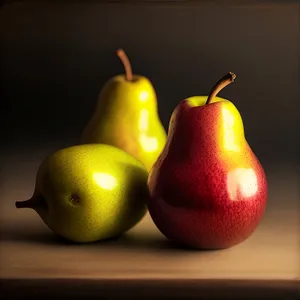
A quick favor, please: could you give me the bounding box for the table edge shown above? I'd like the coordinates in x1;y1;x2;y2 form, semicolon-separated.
1;278;299;299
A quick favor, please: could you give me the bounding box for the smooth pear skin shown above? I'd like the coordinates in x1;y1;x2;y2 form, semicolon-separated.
147;96;268;249
17;144;149;243
81;75;167;172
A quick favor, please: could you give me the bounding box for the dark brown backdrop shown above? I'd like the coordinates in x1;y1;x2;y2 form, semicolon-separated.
0;1;299;169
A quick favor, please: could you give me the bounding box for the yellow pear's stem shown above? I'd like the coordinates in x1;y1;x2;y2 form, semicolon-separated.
15;199;35;209
205;72;236;105
15;194;46;210
116;49;133;81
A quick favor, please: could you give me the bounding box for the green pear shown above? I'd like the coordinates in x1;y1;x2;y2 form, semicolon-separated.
80;49;167;172
15;144;149;243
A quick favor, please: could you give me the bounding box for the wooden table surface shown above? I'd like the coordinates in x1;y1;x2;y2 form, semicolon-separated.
0;149;299;299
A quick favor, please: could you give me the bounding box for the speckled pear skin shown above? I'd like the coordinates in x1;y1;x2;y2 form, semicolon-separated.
147;96;268;250
17;144;149;243
80;75;167;172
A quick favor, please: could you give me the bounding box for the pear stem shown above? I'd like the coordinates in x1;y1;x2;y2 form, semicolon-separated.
15;199;35;209
116;49;133;81
15;194;46;210
205;72;236;105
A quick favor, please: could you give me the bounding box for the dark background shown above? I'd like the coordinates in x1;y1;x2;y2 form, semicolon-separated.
0;1;299;168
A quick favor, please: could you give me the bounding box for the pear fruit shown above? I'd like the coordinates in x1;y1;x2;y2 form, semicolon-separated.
147;73;268;250
80;49;167;172
15;144;149;243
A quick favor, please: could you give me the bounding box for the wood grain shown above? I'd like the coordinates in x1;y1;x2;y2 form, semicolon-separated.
0;149;299;298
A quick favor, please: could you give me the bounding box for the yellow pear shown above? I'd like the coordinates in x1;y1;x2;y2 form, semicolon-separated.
15;144;149;243
80;49;167;172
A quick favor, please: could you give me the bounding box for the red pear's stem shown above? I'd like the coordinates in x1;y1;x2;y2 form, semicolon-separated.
116;49;133;81
205;72;236;105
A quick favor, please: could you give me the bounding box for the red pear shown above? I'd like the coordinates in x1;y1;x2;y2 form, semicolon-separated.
147;73;268;250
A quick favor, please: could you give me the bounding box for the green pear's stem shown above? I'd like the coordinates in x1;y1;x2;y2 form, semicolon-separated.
205;72;236;105
15;194;46;210
15;198;36;209
116;49;133;81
